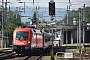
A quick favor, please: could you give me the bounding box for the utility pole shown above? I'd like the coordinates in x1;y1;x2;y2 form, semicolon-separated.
5;0;7;48
83;4;85;45
66;0;70;46
42;19;45;32
54;16;56;40
36;6;38;28
32;0;34;25
66;5;68;46
1;0;4;48
24;2;25;13
5;0;7;22
33;0;34;5
77;25;79;49
79;8;81;60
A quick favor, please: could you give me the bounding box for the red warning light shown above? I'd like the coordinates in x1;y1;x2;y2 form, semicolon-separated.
49;12;52;15
49;2;55;15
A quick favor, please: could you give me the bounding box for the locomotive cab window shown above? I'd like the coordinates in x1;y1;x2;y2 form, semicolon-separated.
16;31;28;40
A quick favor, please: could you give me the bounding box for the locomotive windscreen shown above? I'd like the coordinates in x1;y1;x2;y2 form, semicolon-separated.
16;31;28;40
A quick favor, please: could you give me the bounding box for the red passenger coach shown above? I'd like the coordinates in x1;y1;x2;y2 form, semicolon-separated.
31;30;44;48
31;30;52;49
12;27;52;53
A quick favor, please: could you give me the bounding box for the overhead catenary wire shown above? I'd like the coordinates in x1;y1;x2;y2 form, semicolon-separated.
0;0;89;8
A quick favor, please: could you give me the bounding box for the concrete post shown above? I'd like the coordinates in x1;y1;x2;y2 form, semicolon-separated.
1;0;4;48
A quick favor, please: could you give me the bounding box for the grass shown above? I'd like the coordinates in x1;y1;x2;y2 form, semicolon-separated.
43;43;90;60
81;47;90;51
43;56;57;60
62;43;83;46
43;56;51;60
0;48;11;51
62;43;90;53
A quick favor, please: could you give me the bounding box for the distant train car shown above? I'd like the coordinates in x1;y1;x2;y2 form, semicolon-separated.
12;27;52;53
31;30;52;49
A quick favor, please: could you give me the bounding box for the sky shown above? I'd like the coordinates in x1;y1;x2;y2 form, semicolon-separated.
1;0;90;10
0;0;90;23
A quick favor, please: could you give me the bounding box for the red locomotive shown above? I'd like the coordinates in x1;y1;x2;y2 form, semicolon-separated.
12;26;52;54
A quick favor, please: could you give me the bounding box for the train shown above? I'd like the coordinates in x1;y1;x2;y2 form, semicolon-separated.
12;26;52;54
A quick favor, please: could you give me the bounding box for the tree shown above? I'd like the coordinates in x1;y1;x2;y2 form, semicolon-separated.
31;11;37;24
4;10;24;36
84;7;90;24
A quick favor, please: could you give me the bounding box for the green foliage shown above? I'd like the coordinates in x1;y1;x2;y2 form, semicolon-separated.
84;7;90;24
3;10;24;36
31;11;37;24
4;22;16;35
62;10;79;25
44;25;49;33
57;20;63;25
62;7;90;25
37;25;43;30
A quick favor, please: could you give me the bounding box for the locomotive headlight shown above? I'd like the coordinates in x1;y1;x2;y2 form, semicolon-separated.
28;41;30;44
14;41;16;45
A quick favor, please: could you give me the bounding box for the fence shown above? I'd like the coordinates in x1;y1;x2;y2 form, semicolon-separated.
56;52;90;60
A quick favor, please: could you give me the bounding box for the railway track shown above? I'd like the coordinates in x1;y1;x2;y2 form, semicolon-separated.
27;55;42;60
0;46;78;60
0;48;46;60
2;46;89;60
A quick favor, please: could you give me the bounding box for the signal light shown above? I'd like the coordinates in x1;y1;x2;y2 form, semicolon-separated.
49;12;52;15
49;2;55;15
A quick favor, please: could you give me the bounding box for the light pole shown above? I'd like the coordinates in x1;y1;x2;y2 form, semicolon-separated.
5;0;8;48
1;0;4;48
36;6;38;28
83;4;85;45
66;5;69;46
66;0;71;46
78;8;81;60
1;0;11;48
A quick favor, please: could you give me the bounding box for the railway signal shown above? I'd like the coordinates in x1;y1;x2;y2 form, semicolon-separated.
49;2;55;16
49;1;55;59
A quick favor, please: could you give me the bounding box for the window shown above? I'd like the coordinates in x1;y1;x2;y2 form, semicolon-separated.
16;31;28;40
